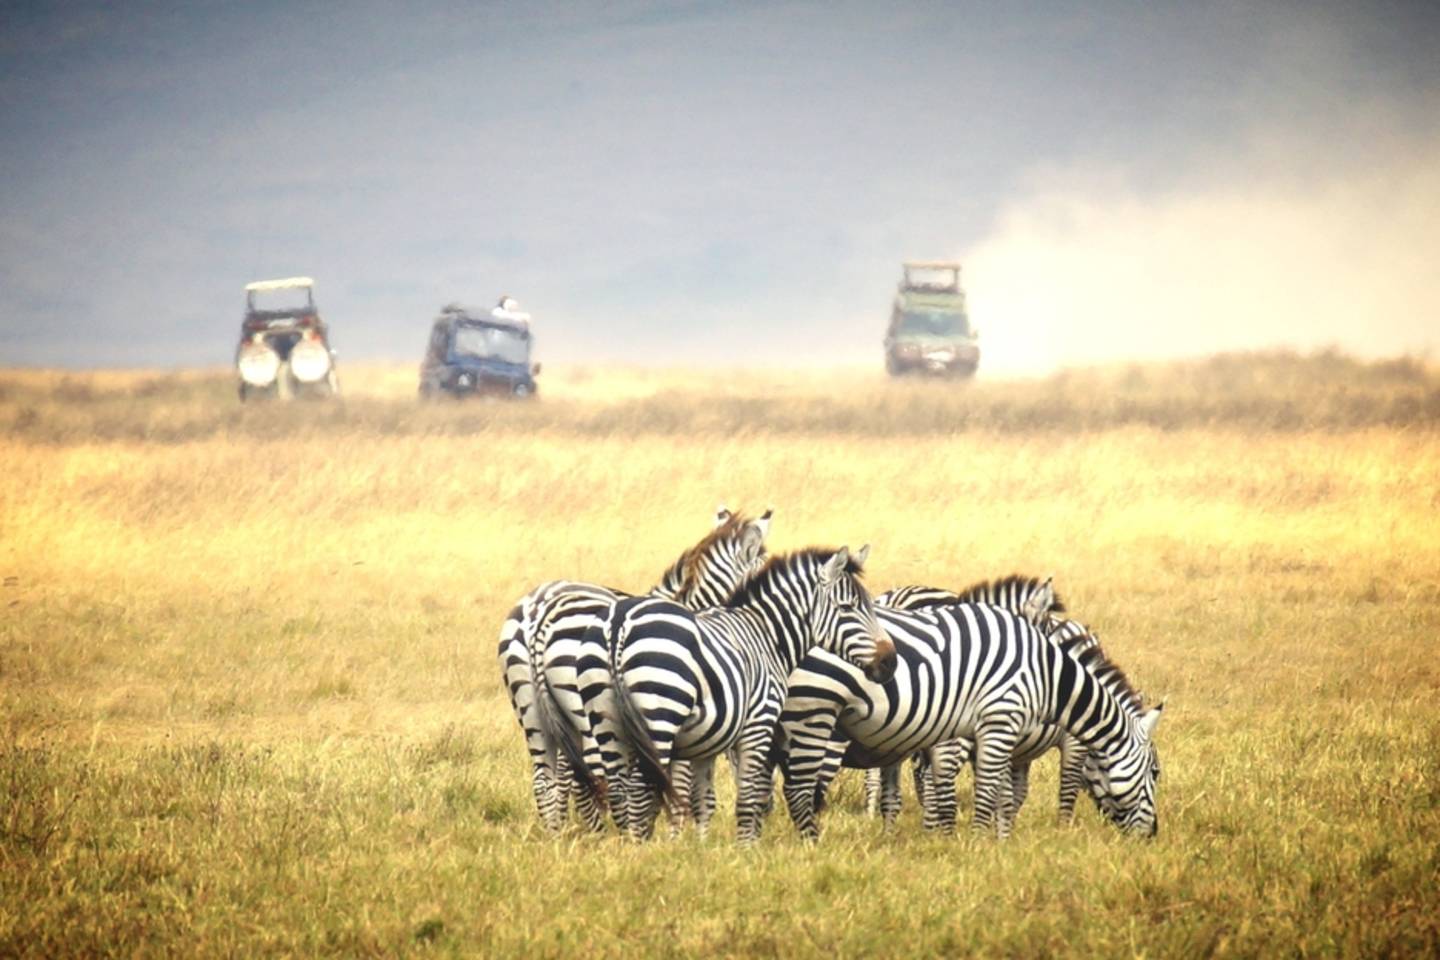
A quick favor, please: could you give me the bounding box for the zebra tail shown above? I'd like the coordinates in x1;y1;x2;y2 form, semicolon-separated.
528;622;604;802
610;620;677;808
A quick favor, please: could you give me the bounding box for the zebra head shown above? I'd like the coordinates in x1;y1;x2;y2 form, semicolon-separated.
814;545;897;684
1081;703;1164;837
656;508;773;609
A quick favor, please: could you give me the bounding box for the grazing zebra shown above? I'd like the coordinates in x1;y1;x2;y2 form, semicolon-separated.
498;507;771;833
813;574;1064;822
907;618;1142;834
778;600;1163;840
595;546;898;843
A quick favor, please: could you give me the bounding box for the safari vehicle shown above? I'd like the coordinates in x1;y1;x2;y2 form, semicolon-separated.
235;277;339;401
418;298;541;399
884;260;979;377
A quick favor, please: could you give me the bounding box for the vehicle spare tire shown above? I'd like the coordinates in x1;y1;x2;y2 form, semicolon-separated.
289;339;332;383
237;343;281;387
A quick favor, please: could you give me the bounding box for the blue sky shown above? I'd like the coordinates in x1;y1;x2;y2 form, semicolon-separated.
2;1;1437;370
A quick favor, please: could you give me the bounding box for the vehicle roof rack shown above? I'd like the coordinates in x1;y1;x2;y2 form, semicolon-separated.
439;302;531;331
245;276;314;292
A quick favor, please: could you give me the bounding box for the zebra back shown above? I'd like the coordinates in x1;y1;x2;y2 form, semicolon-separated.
874;584;963;610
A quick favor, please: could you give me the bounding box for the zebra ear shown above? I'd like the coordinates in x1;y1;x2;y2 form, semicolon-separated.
820;547;850;584
741;518;768;560
1021;577;1055;624
1138;704;1164;739
755;508;773;539
715;504;732;527
853;544;870;569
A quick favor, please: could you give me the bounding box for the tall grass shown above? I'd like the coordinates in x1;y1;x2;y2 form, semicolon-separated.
3;349;1439;444
1;353;1438;956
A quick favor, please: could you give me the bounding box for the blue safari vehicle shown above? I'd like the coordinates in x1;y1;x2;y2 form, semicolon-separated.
418;298;541;399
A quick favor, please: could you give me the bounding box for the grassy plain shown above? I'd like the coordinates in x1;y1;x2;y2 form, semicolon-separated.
2;353;1439;957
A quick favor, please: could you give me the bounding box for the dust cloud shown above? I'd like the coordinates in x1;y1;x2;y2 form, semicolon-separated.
965;142;1440;377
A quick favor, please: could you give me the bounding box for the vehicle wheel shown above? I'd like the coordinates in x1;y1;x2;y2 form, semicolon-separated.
885;356;905;377
512;382;533;399
238;382;249;403
325;370;340;398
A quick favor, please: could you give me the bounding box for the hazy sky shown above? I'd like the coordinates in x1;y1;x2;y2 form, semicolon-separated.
2;0;1437;372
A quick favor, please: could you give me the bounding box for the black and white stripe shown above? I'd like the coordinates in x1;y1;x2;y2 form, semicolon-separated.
907;617;1148;833
827;575;1063;822
778;599;1163;840
498;507;770;832
596;546;898;843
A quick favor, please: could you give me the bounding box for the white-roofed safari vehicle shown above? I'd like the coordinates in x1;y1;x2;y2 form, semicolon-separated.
235;276;340;401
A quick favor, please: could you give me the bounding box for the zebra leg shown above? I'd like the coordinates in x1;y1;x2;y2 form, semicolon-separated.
530;765;564;834
971;720;1020;839
1010;760;1032;824
812;734;847;815
560;747;606;833
928;740;968;834
733;732;777;846
688;756;718;840
879;763;903;829
621;764;661;841
555;751;581;825
779;720;840;842
574;781;607;832
1057;737;1086;825
913;750;933;821
665;759;694;837
753;750;775;820
864;768;882;817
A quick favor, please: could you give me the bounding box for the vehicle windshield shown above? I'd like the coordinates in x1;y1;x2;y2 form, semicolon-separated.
896;310;969;337
453;323;530;364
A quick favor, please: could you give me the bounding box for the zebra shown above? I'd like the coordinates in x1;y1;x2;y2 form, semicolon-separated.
498;507;771;833
906;618;1145;834
778;600;1163;840
539;510;774;834
807;574;1064;822
594;546;898;844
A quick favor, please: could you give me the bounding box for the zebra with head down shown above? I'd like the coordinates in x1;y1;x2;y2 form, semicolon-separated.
910;617;1159;833
777;597;1164;841
497;507;771;833
802;574;1064;823
856;578;1157;835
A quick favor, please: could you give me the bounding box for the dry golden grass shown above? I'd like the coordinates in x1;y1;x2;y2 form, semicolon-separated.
2;353;1438;956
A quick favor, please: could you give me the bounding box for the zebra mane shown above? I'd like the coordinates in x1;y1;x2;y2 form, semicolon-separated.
722;546;862;608
953;573;1068;615
657;510;758;597
1059;621;1144;714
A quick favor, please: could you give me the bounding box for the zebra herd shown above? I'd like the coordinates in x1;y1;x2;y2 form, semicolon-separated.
498;508;1163;845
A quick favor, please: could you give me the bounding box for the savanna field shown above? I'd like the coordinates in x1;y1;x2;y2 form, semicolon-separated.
2;352;1439;957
